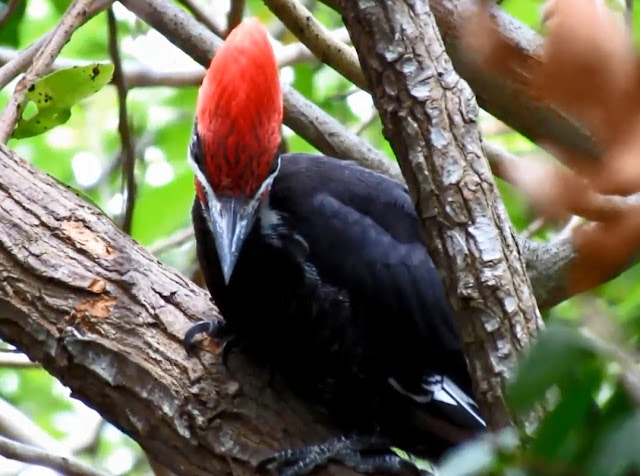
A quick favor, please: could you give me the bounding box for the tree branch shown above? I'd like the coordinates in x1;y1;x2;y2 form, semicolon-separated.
226;0;245;35
107;8;137;234
0;0;22;30
263;0;366;89
0;0;113;143
0;143;365;476
340;0;543;428
0;435;109;476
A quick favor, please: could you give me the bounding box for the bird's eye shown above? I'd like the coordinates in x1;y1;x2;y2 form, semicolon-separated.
189;123;204;170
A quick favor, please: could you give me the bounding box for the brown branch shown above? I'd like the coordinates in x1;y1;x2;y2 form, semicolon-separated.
0;143;366;476
0;0;22;30
0;398;68;454
326;0;599;161
107;8;137;234
264;0;366;89
340;0;543;429
178;0;226;38
226;0;245;35
0;435;109;476
148;227;194;255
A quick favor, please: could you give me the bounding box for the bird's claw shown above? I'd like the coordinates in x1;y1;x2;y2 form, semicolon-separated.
183;319;234;354
256;435;424;476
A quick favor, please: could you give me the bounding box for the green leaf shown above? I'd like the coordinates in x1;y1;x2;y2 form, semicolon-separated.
508;323;597;413
13;63;114;139
131;166;194;245
529;364;601;462
12;107;72;139
438;428;520;476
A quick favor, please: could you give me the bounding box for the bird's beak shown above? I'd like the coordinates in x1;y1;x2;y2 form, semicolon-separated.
204;194;260;284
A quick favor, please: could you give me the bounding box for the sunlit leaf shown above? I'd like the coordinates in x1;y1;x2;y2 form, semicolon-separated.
13;63;114;139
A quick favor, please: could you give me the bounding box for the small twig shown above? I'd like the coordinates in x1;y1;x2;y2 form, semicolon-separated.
522;217;546;239
226;0;245;35
263;0;366;89
626;0;633;31
0;398;69;456
148;228;195;255
277;27;350;66
0;435;110;476
0;46;204;88
352;109;377;135
178;0;226;38
108;8;137;234
557;215;583;240
0;0;22;30
0;0;110;143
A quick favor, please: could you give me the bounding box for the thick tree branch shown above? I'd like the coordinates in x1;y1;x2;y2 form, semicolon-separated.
0;143;366;476
340;0;543;428
324;0;598;161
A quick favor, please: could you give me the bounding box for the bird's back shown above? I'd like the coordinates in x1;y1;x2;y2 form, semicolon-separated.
193;153;483;457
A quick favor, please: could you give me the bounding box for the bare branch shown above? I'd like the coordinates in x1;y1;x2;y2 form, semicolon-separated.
148;228;194;255
0;398;68;454
326;0;599;161
0;0;114;143
178;0;225;38
0;435;110;476
107;8;137;234
0;0;22;30
264;0;366;89
226;0;245;34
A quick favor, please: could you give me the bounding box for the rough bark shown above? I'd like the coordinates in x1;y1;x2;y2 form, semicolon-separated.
340;0;544;428
0;144;362;476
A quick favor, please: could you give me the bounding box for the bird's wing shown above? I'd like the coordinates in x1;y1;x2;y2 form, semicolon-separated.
273;154;483;429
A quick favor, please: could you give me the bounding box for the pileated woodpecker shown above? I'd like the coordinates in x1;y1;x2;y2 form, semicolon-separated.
185;18;485;475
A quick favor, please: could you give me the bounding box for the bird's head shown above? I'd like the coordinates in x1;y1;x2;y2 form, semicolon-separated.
189;18;283;284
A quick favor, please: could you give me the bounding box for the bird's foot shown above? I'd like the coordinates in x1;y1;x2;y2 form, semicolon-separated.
183;319;237;365
256;435;424;476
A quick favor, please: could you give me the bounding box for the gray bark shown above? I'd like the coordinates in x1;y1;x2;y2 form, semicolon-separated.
340;0;544;428
0;144;361;476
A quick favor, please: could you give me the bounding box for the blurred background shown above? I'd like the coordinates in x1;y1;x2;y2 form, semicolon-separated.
0;0;639;474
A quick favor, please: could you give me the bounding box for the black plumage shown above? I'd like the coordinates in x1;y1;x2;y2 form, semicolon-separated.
189;152;485;464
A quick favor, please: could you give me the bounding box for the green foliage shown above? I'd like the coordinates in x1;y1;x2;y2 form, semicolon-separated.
0;0;27;47
13;63;114;139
